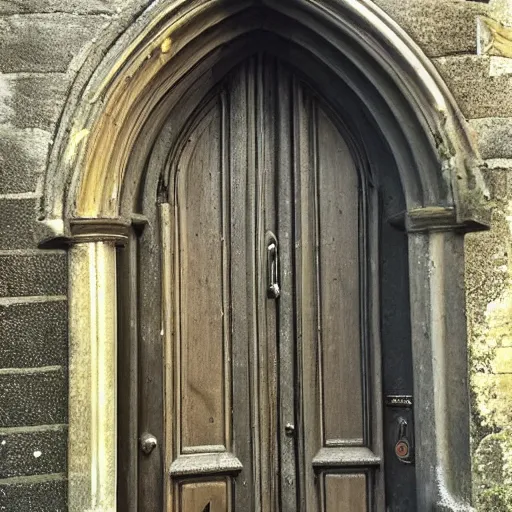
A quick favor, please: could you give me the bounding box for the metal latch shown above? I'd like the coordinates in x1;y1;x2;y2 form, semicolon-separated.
266;232;280;299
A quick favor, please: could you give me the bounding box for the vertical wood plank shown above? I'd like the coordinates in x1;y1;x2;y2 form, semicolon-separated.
258;55;280;512
275;61;298;512
316;108;363;444
228;60;256;511
324;474;367;512
138;210;164;511
294;81;322;512
161;203;174;512
117;231;139;512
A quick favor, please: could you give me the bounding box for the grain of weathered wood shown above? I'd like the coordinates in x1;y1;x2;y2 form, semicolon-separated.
177;104;226;451
294;81;322;512
138;205;164;512
324;473;367;512
275;61;298;512
317;109;363;444
228;60;256;512
141;53;381;512
179;479;229;512
116;230;139;512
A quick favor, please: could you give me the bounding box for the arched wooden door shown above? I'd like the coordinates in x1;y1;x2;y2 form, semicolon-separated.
134;55;416;511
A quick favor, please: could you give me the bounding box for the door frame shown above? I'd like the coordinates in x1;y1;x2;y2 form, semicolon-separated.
40;1;488;511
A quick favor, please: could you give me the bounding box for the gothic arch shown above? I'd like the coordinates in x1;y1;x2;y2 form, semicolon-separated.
45;2;487;511
42;0;486;231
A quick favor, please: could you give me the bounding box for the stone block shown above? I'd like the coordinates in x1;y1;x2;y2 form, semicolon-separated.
0;425;67;478
373;0;487;57
0;199;39;250
0;368;67;427
0;0;146;15
0;253;67;297
0;14;109;73
0;475;66;512
0;300;67;368
469;118;512;159
434;55;512;118
0;127;51;194
0;73;69;131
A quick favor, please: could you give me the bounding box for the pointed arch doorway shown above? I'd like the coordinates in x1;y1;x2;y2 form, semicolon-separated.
131;52;404;511
121;34;421;508
42;1;489;511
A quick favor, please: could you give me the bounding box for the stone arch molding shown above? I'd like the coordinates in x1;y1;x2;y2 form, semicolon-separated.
41;0;488;235
46;1;488;511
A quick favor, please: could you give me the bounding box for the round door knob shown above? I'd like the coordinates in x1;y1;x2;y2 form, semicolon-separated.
140;432;157;455
285;423;295;437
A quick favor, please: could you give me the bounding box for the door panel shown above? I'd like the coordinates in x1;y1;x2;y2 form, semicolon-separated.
324;474;368;512
176;103;228;452
158;55;383;511
316;109;363;445
179;479;230;512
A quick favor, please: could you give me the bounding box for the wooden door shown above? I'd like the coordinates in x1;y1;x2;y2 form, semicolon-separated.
155;55;382;512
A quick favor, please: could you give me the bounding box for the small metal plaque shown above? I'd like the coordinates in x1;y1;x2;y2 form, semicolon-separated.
385;395;413;408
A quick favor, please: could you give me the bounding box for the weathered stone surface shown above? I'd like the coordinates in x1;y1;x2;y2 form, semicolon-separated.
478;16;512;58
0;300;67;368
0;14;110;73
0;368;67;427
495;346;512;373
373;0;487;57
434;56;512;118
469;118;512;159
0;73;69;131
0;425;67;478
0;253;67;297
0;475;66;512
0;127;51;194
0;199;39;250
0;0;147;15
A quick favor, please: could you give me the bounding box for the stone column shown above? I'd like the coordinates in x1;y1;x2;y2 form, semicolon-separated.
67;221;128;512
408;229;473;512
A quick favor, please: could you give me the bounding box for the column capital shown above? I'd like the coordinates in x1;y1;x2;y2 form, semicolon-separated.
388;206;489;233
68;218;131;245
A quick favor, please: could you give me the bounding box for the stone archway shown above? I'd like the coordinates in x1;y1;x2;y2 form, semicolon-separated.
39;1;488;510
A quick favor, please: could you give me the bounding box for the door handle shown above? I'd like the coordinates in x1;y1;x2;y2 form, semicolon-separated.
395;417;414;464
267;233;280;299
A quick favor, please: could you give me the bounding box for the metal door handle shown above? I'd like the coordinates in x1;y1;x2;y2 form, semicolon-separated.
395;417;413;464
267;233;280;299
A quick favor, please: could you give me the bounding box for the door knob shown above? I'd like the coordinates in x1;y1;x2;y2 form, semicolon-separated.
140;432;157;455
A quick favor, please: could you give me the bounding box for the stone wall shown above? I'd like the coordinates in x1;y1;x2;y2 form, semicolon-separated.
0;2;145;509
0;0;511;510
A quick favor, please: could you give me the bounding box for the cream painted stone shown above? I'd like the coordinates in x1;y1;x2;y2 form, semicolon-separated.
68;242;117;512
489;0;512;26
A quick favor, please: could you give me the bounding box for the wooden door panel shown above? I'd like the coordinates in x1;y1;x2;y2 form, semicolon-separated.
176;103;228;452
179;479;230;512
324;474;368;512
294;84;378;510
158;55;381;512
162;91;245;510
316;109;363;445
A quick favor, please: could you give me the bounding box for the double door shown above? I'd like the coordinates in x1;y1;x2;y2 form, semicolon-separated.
155;56;383;511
